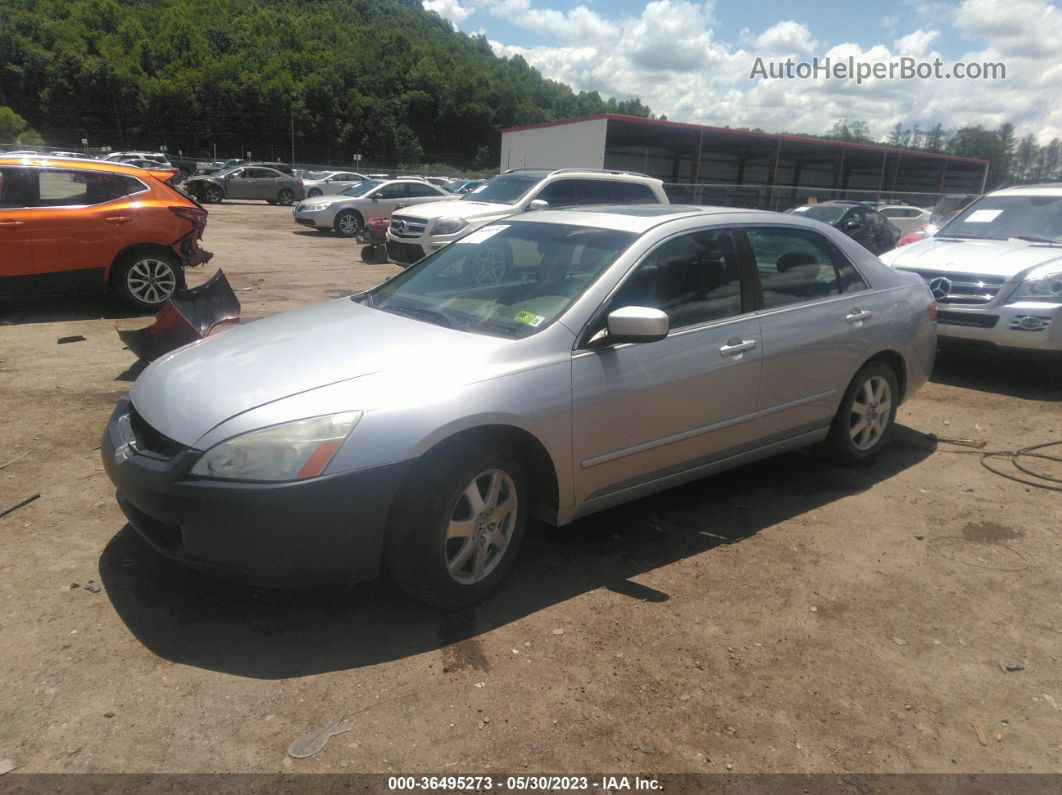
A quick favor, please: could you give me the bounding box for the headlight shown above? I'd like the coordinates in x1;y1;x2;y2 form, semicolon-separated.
190;411;362;481
433;218;468;235
1010;271;1062;303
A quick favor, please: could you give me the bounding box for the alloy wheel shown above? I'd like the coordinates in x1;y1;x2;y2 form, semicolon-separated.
849;375;892;451
444;469;518;585
338;213;359;236
205;186;223;203
126;258;178;305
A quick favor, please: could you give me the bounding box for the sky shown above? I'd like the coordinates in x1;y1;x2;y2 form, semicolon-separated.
422;0;1062;143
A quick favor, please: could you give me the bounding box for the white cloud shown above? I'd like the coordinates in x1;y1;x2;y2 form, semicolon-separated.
423;0;474;27
751;21;817;55
893;29;939;56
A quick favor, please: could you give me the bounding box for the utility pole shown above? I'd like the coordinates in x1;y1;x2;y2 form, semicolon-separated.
290;107;295;166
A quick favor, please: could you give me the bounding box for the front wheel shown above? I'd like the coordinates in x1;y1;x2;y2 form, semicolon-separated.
203;185;224;204
825;360;899;465
113;250;184;311
334;210;362;237
386;442;528;608
277;189;296;206
307;188;322;198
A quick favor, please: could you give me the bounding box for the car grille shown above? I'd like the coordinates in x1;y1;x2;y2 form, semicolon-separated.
389;216;428;239
936;310;999;329
129;406;185;459
386;240;425;265
908;270;1006;305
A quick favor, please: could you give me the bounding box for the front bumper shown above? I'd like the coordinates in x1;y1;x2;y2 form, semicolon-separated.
933;301;1060;351
101;398;412;587
292;206;334;229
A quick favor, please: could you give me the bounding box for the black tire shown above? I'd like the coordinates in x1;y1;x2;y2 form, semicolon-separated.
277;189;296;206
334;209;363;237
360;245;377;263
386;440;528;609
825;359;899;466
266;199;278;205
307;188;322;197
203;185;224;204
112;250;185;311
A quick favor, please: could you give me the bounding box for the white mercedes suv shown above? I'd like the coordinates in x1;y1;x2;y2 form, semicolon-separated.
385;168;669;265
880;184;1062;353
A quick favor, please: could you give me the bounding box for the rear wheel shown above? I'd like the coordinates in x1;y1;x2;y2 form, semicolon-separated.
334;210;362;237
386;441;528;609
277;189;296;206
826;360;899;465
113;250;184;311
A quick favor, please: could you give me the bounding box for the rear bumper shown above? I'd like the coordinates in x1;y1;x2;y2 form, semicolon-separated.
102;398;412;587
175;230;213;267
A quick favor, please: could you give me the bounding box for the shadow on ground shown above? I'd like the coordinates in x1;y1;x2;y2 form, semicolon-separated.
0;294;150;325
931;345;1061;401
101;426;934;679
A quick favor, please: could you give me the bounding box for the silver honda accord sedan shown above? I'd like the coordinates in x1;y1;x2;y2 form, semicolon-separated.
103;205;936;607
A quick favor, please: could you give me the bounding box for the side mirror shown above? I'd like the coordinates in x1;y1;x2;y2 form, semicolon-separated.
528;199;549;211
844;219;862;231
370;194;380;200
604;306;669;344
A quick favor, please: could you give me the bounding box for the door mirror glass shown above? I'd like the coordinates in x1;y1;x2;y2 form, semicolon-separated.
528;199;549;211
605;306;669;344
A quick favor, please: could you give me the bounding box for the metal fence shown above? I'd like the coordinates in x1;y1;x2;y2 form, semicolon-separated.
662;181;956;212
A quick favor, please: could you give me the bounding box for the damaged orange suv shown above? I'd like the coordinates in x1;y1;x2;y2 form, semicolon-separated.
0;156;212;310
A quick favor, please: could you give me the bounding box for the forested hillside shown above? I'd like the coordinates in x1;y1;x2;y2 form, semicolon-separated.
0;0;651;166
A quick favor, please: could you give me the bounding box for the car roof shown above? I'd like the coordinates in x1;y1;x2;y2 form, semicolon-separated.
508;204;781;233
0;155;168;178
988;183;1062;197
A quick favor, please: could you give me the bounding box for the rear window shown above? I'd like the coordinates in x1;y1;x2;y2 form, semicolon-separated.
0;167;33;208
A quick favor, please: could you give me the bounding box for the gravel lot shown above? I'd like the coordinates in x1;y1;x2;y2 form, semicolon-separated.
1;202;1060;776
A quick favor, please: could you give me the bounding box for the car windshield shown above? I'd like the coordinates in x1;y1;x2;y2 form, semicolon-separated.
789;204;848;223
304;171;331;181
460;174;542;205
363;221;636;338
212;166;241;178
340;179;382;197
939;195;1062;242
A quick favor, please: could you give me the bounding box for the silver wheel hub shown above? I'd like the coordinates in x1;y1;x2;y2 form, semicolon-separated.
445;468;517;585
127;258;177;305
849;375;892;451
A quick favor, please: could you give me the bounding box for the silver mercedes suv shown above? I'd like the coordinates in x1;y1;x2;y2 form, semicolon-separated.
104;205;935;608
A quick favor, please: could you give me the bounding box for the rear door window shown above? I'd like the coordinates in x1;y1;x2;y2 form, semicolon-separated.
35;170;125;207
745;226;867;309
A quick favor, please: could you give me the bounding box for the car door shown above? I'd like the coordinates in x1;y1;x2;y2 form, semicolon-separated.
366;182;407;217
222;168;252;199
25;168;130;291
0;167;36;290
244;168;278;199
741;225;876;439
571;226;763;504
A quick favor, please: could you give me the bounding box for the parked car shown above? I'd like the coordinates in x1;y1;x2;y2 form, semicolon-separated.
0;155;211;309
878;204;931;236
292;178;450;236
386;168;668;266
102;204;935;607
786;200;901;255
880;183;1062;353
928;193;980;231
103;151;173;168
449;179;486;195
183;165;305;205
300;171;368;198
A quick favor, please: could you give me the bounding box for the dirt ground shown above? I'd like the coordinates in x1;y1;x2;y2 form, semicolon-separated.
1;202;1060;778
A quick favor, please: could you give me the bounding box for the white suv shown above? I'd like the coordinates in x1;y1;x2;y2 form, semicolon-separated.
385;168;669;265
879;184;1062;352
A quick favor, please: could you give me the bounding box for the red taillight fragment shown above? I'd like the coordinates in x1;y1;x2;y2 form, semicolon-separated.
928;302;938;321
170;206;207;227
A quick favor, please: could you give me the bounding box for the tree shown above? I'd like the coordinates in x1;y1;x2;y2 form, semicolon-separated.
0;105;43;144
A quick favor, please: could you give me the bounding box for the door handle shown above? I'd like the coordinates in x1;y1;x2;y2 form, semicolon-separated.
0;220;25;228
846;309;873;323
719;338;757;357
105;216;133;224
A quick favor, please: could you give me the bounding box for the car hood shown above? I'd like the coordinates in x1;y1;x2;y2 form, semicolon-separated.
879;237;1062;279
391;199;513;221
130;298;510;445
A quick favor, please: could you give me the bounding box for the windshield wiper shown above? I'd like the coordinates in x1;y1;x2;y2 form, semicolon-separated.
1011;235;1062;246
934;234;1005;241
379;304;459;329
